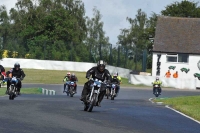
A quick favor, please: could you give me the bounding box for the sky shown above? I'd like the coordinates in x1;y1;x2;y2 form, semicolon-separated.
1;0;200;45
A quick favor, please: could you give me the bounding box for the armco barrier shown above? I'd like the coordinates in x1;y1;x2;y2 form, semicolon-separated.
129;74;199;90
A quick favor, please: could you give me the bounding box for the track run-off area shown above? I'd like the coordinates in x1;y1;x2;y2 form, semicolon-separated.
0;84;200;133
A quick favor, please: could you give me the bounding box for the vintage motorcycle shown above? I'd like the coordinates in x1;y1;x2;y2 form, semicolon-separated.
153;84;161;97
66;81;76;97
8;77;19;100
83;78;106;112
110;83;117;100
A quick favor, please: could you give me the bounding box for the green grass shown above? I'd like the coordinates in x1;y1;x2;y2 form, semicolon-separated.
4;68;152;88
155;96;200;121
0;88;42;96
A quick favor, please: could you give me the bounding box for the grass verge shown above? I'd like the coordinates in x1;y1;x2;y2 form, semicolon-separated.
5;68;153;88
0;88;42;96
4;68;152;88
155;96;200;121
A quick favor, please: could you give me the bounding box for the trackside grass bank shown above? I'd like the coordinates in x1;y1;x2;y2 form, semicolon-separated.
0;88;42;96
155;96;200;121
4;68;151;87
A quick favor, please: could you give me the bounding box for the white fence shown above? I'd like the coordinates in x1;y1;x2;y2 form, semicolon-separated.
0;58;131;78
129;74;200;90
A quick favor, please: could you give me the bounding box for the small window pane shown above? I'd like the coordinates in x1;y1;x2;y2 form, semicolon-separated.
167;56;177;62
178;54;188;63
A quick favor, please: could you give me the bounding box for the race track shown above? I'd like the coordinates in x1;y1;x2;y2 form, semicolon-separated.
0;84;200;133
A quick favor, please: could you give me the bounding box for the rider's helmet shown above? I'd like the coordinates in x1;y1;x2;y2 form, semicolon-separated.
156;77;159;80
113;73;118;79
116;72;118;76
67;72;71;77
14;62;20;70
71;73;75;77
71;73;76;80
97;60;106;72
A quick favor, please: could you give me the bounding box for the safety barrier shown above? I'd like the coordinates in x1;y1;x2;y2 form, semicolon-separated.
0;58;132;78
129;74;200;90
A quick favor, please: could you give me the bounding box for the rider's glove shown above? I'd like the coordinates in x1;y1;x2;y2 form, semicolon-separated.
107;80;111;84
20;77;24;81
86;75;90;79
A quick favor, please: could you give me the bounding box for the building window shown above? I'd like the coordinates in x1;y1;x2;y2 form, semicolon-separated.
178;54;189;63
166;54;189;63
166;54;178;62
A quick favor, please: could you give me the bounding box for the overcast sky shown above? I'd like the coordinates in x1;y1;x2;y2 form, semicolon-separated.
1;0;200;45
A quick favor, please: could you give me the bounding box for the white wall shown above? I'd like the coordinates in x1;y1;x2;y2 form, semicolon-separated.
152;53;200;79
0;58;131;78
129;74;200;90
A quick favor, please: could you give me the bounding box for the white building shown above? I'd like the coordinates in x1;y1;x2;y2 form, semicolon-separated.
128;16;200;89
152;16;200;80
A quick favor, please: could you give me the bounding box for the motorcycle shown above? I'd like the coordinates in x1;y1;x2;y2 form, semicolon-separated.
110;83;117;100
66;81;76;97
153;84;161;97
8;77;19;100
84;78;106;112
105;84;111;99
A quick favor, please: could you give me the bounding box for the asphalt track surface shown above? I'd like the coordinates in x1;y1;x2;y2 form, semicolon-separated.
0;84;200;133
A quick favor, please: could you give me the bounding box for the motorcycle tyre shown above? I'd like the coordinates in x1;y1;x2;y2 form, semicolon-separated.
88;93;97;112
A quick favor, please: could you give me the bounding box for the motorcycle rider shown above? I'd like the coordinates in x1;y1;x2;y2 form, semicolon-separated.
116;72;122;84
6;63;26;95
68;73;78;93
63;72;71;93
152;77;162;94
110;73;120;97
0;64;6;84
80;60;111;107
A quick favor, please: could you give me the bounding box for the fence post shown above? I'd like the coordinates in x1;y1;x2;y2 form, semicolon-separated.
117;46;120;67
142;49;147;72
109;44;112;65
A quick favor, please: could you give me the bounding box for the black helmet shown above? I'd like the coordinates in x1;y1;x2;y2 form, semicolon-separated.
97;60;106;72
14;62;20;69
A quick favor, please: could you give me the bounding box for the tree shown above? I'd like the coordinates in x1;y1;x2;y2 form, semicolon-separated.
161;0;200;17
85;7;110;62
0;0;88;60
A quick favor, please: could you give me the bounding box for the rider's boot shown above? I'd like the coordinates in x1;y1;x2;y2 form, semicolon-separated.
5;88;8;94
80;95;87;103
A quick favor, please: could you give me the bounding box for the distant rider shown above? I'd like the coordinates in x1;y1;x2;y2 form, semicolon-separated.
110;73;120;97
80;60;111;107
68;73;78;93
63;72;71;93
152;77;162;94
116;72;122;84
0;64;6;83
6;63;26;95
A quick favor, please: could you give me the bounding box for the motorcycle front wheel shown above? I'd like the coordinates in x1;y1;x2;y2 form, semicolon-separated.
88;93;97;112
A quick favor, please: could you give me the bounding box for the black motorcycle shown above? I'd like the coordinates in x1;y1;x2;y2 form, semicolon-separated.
66;81;76;97
153;84;161;97
84;78;106;112
8;77;19;100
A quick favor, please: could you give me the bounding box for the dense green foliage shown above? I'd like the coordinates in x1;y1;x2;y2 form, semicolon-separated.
0;0;199;71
